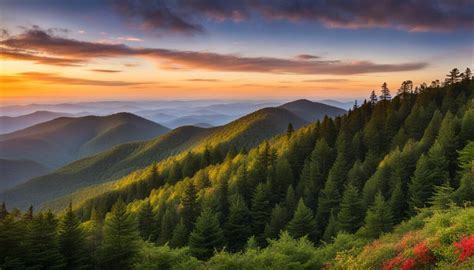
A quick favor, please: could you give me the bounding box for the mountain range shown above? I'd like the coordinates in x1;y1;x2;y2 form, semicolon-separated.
0;100;345;209
0;113;169;191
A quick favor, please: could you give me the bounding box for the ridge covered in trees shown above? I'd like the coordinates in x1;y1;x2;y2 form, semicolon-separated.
0;68;473;269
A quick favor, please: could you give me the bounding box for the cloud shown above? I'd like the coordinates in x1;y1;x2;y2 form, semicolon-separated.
185;78;222;82
2;72;148;86
89;69;122;73
303;78;352;83
1;48;84;66
117;36;144;42
0;27;428;75
297;54;320;60
111;0;473;33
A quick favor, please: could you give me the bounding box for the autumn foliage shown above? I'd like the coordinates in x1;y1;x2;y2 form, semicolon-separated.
454;235;474;262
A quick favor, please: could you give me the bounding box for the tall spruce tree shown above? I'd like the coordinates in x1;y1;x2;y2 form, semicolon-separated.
336;185;364;233
250;183;272;246
59;203;88;269
224;197;252;252
264;203;289;240
169;218;189;248
181;182;199;231
101;198;138;269
189;208;225;260
287;199;315;239
138;201;154;240
358;193;393;239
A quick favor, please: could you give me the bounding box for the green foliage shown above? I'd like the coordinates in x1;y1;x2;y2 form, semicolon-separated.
358;193;393;239
189;208;225;260
224;197;251;252
101;198;139;269
337;184;364;233
58;203;88;269
287;199;316;239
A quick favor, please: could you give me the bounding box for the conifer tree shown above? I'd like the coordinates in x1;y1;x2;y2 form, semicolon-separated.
409;142;449;212
445;68;461;85
169;218;188;248
322;209;337;242
336;185;364;233
369;90;378;104
59;203;88;269
454;141;474;203
224;197;251;252
138;201;154;240
159;206;178;245
215;179;230;223
264;203;289;240
26;212;65;269
389;178;406;224
315;179;341;239
274;156;294;200
101;198;138;269
250;183;271;246
379;82;391;101
430;183;455;210
287;199;315;239
284;185;297;215
358;193;393;239
0;214;25;268
189;208;225;260
181;182;199;231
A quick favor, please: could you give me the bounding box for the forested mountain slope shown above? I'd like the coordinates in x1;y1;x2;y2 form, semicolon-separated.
0;106;310;210
279;99;346;122
67;76;472;265
0;75;472;270
0;113;169;191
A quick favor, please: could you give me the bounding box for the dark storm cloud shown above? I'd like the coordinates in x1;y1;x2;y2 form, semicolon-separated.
0;27;428;75
111;0;473;33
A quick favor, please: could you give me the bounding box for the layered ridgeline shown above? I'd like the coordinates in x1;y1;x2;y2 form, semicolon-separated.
1;101;344;210
0;111;81;134
0;113;169;191
0;76;472;269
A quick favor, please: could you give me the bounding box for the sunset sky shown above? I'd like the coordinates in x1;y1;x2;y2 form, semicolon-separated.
1;0;473;104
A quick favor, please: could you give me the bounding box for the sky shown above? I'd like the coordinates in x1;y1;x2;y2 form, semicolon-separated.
1;0;473;104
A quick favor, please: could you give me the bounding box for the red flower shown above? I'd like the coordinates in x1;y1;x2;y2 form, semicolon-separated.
413;242;434;263
454;235;474;262
401;259;416;270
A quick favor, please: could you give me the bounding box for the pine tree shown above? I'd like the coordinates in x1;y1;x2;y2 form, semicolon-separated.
322;209;337;242
389;178;406;224
215;179;230;224
181;182;199;231
369;90;378;104
26;212;65;269
224;197;251;252
189;208;225;260
158;206;178;245
287;199;315;239
454;141;474;203
315;178;341;239
462;67;471;81
430;183;455;210
101;198;138;269
358;193;393;239
409;142;449;212
138;201;154;240
264;203;289;240
250;183;271;246
169;218;188;248
0;214;26;268
58;203;88;269
337;185;364;233
445;68;461;85
380;82;391;101
274;156;294;200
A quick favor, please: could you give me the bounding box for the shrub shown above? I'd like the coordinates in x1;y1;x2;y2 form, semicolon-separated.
454;235;474;262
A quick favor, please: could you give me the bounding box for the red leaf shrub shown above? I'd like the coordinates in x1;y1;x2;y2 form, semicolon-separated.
413;242;434;263
400;259;416;270
454;235;474;262
382;254;403;270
